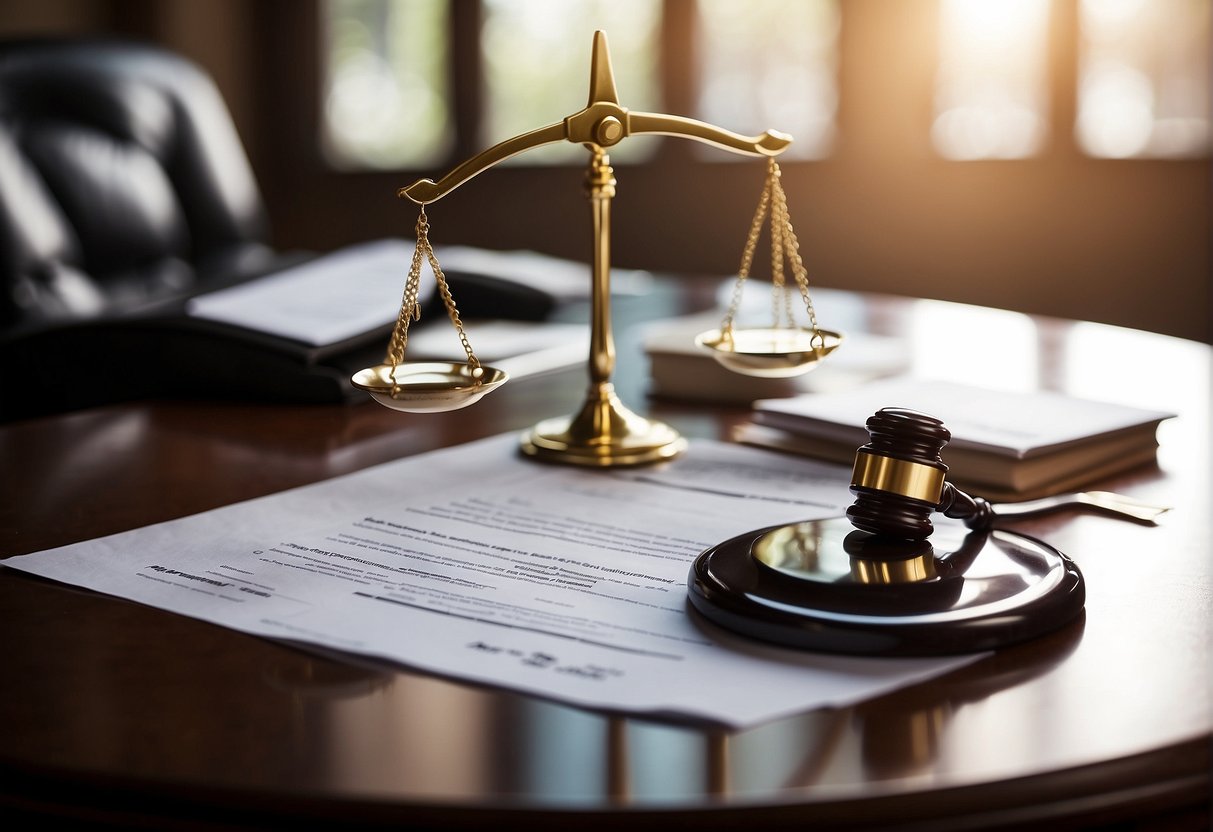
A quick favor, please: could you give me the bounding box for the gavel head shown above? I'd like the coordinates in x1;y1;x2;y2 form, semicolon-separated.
846;408;951;540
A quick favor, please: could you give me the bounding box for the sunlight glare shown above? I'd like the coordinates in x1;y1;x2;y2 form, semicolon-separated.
933;0;1051;160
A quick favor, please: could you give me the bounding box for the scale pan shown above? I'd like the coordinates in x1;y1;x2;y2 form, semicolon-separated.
695;327;843;378
351;362;508;413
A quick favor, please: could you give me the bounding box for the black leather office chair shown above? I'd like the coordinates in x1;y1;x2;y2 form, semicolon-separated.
0;38;551;421
0;38;325;419
0;37;275;332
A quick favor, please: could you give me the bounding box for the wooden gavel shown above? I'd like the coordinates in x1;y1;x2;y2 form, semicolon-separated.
847;408;995;540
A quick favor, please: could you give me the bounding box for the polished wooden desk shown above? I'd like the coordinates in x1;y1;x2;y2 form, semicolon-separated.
1;282;1209;830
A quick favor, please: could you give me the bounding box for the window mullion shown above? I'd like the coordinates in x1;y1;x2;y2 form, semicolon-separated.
661;0;697;117
1048;0;1080;159
654;0;695;163
450;0;484;166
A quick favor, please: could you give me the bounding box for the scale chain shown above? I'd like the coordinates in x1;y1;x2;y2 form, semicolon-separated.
721;160;774;339
720;157;822;341
769;161;789;330
383;206;483;395
383;215;427;386
771;165;822;339
426;240;482;379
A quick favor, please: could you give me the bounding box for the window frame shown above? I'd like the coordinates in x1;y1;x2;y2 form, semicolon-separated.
317;0;1210;174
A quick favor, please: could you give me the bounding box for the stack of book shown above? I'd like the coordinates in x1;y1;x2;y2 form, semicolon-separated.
733;377;1174;500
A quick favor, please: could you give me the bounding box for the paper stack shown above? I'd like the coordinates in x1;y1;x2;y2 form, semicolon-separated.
734;377;1174;500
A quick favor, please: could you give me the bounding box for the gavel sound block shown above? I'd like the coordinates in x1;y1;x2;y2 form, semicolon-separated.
686;408;1086;656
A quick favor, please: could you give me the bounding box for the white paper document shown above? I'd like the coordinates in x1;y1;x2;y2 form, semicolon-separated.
404;320;590;380
3;435;980;727
186;238;422;347
438;245;652;301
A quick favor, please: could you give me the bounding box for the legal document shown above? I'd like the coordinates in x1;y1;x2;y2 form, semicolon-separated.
3;435;981;727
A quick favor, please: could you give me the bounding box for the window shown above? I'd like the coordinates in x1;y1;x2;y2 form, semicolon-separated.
932;0;1052;160
322;0;451;169
931;0;1212;160
695;0;840;160
1076;0;1212;158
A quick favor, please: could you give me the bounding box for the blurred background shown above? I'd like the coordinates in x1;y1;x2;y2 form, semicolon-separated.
3;0;1209;342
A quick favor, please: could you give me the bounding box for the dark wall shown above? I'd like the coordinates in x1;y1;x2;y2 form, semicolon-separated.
3;0;1209;342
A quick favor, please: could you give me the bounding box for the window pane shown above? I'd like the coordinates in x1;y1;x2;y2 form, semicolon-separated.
695;0;840;161
1077;0;1212;158
481;0;662;165
322;0;452;170
932;0;1051;159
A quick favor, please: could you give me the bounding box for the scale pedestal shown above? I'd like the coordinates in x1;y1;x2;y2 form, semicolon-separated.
522;382;686;467
520;147;686;466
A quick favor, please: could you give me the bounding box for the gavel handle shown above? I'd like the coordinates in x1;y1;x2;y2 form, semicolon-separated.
991;490;1170;525
941;484;1170;529
938;483;995;530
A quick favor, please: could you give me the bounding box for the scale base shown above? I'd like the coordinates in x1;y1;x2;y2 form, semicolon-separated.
520;383;686;467
688;517;1084;656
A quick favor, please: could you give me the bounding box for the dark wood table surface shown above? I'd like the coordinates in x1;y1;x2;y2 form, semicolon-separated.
1;280;1209;830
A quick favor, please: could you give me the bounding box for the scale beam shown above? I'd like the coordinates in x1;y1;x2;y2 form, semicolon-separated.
627;112;790;156
400;109;790;204
399;31;791;206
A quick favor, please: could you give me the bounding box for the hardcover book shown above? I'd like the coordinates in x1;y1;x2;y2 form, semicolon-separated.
737;377;1174;499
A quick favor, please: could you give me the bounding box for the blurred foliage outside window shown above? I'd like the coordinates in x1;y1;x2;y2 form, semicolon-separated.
695;0;840;160
323;0;451;169
932;0;1211;159
1076;0;1211;158
481;0;662;165
321;0;841;170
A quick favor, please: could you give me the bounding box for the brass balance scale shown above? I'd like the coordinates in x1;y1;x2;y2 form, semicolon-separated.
350;32;1108;655
351;30;842;467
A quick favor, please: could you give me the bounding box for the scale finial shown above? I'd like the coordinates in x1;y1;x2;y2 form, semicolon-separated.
588;30;620;106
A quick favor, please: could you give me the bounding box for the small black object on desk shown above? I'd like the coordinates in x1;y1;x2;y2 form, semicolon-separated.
687;408;1086;656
